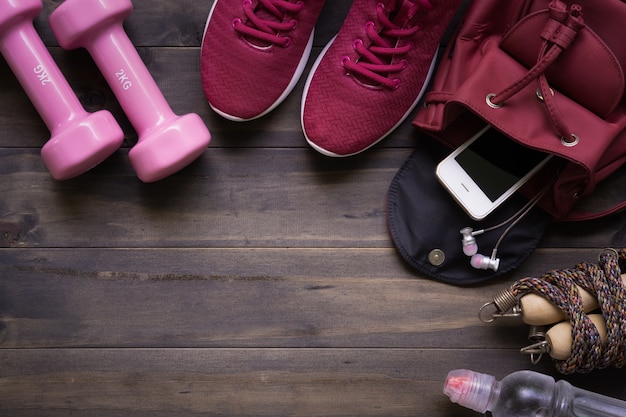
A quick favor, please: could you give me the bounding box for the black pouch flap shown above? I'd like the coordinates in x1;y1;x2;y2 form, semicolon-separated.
386;137;551;285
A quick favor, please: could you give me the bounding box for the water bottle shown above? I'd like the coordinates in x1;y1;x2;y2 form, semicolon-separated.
443;369;626;417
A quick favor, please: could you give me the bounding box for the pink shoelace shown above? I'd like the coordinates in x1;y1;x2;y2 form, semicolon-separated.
232;0;305;48
341;0;432;89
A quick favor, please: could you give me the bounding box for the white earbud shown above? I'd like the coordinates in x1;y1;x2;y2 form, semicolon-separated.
461;227;500;271
470;251;500;271
460;227;482;256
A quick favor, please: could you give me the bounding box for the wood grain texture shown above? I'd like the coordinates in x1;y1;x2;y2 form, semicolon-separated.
0;349;557;416
1;0;625;416
0;247;580;349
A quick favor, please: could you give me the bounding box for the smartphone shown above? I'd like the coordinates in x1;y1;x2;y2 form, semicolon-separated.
436;126;552;220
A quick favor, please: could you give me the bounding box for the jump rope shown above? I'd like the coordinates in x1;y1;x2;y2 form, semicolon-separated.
480;247;626;374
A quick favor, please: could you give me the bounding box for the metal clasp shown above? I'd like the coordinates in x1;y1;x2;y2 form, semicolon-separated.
520;325;550;364
478;288;521;323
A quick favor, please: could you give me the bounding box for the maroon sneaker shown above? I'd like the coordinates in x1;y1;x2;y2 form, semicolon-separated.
201;0;327;121
301;0;462;156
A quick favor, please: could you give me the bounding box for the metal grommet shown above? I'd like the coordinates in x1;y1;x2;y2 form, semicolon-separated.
486;93;501;109
561;134;579;147
428;249;445;266
599;247;619;262
535;88;554;102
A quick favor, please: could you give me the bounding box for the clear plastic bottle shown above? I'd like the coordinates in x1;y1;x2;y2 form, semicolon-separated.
443;369;626;417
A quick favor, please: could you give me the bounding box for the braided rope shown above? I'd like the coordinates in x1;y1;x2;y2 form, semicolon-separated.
511;248;626;374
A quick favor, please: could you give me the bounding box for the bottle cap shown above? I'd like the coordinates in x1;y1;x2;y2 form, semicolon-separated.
443;369;495;413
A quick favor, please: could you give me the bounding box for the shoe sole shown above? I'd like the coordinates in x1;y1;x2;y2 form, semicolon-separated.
201;0;315;122
301;35;440;157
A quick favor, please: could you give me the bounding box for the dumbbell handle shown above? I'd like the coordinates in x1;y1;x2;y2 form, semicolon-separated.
86;25;175;138
0;19;85;133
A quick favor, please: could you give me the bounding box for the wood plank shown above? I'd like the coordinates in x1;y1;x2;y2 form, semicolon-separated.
4;347;622;417
1;146;624;248
0;247;609;349
0;147;413;248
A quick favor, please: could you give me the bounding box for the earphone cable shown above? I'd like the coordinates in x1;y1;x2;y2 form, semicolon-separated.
492;180;554;253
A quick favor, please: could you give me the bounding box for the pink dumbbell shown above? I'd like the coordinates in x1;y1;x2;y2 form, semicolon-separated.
49;0;211;183
0;0;124;180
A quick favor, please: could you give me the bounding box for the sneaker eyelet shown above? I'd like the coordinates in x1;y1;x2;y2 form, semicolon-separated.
400;59;408;69
392;79;401;89
242;0;252;6
376;3;385;12
282;36;292;47
365;21;375;30
341;55;351;66
232;18;242;29
352;39;363;50
289;19;298;30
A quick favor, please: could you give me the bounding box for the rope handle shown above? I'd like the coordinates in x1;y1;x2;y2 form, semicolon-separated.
511;248;626;374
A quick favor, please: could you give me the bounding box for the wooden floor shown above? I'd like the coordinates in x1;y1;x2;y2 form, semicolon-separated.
1;0;626;415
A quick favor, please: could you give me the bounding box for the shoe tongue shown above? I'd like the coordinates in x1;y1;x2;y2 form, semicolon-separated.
254;2;280;23
244;0;292;47
386;0;430;26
